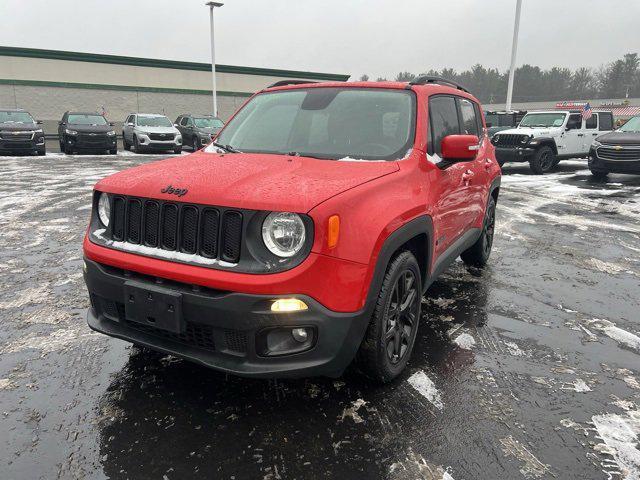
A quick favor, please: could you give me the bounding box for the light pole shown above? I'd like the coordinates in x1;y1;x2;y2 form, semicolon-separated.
206;2;224;117
505;0;523;111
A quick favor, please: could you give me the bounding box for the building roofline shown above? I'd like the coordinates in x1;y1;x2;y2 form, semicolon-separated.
0;46;350;82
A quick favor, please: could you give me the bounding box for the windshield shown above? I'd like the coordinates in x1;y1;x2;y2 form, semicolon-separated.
0;111;35;124
194;117;224;128
137;116;172;127
67;114;108;125
519;113;566;128
617;116;640;133
215;87;415;160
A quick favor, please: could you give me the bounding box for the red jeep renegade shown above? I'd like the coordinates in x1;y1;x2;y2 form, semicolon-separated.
83;77;500;382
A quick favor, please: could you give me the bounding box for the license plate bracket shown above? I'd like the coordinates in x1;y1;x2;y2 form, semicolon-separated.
123;281;184;333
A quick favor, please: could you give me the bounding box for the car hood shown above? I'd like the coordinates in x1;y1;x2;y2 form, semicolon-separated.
497;126;562;137
597;131;640;145
66;124;114;133
0;122;39;131
136;126;179;134
96;151;400;212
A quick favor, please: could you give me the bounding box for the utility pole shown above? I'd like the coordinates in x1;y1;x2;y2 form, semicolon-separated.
206;2;224;117
505;0;523;111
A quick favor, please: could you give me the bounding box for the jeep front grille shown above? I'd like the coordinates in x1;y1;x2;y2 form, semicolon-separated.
109;195;243;264
493;133;529;147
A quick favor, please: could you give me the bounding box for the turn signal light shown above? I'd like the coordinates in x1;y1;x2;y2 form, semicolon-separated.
271;298;308;312
327;215;340;249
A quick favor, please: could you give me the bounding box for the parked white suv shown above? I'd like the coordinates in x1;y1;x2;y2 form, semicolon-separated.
122;113;182;154
491;110;614;174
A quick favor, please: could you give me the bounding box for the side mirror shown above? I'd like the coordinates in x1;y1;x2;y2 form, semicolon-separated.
36;120;43;125
109;122;115;126
441;134;480;163
127;122;134;127
59;121;65;126
174;124;179;127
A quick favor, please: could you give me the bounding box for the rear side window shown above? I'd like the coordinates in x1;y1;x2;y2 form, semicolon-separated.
458;98;479;136
586;114;597;129
428;96;460;155
599;113;613;131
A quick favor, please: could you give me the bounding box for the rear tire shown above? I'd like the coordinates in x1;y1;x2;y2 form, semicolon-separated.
356;251;421;383
461;196;496;268
36;147;46;156
122;134;130;151
192;136;200;151
529;146;556;174
109;148;117;155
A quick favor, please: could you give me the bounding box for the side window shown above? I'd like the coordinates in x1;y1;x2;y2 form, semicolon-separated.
585;113;597;129
428;96;460;156
457;98;479;136
180;117;190;126
599;113;613;131
567;114;582;130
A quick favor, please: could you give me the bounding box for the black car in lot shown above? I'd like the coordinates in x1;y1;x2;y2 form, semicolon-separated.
175;114;224;151
0;109;46;155
58;112;117;154
589;115;640;177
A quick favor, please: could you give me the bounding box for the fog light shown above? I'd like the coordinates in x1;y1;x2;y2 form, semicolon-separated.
257;326;316;357
271;298;308;312
292;328;308;343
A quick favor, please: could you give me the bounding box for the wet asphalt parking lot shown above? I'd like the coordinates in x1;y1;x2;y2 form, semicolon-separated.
0;151;639;480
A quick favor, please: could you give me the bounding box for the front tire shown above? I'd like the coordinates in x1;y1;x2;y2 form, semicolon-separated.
133;135;144;153
356;251;421;383
122;134;130;151
590;168;609;179
529;146;556;174
461;196;496;268
174;146;182;154
192;136;200;151
109;148;117;155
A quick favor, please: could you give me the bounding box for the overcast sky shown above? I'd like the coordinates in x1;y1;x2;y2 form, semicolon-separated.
1;0;639;80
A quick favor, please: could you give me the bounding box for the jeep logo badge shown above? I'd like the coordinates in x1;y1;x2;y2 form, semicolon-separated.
161;185;188;197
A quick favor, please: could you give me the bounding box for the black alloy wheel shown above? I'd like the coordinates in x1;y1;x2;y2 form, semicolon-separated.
384;270;419;365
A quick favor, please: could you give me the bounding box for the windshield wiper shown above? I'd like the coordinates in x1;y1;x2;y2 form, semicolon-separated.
211;142;241;153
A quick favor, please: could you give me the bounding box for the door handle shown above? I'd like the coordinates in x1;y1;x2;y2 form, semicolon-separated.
592;133;598;136
577;133;584;137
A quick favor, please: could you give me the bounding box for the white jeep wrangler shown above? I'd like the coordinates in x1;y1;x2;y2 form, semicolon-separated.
491;110;614;174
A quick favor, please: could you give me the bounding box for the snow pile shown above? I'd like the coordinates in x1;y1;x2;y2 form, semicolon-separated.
453;333;476;350
592;413;640;479
589;319;640;352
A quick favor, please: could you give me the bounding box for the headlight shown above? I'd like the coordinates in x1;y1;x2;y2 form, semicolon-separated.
106;130;116;136
262;212;306;257
34;128;44;134
97;193;110;227
65;129;78;135
520;135;531;144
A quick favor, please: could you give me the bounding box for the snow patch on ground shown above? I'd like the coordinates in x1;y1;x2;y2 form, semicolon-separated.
562;379;592;393
592;412;640;479
500;435;551;478
0;328;97;356
407;370;444;410
388;448;454;480
453;333;476;350
589;319;640;352
339;398;367;424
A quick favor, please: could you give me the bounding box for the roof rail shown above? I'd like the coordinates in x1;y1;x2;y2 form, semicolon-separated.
267;80;319;88
408;76;470;93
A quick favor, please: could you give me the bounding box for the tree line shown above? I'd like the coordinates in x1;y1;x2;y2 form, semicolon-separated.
359;53;640;104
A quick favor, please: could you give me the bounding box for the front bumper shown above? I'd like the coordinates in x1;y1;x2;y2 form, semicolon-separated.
137;134;181;149
494;146;536;164
66;134;116;151
84;259;370;378
589;148;640;174
0;134;45;152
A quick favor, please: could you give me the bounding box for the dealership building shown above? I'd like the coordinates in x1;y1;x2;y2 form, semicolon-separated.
0;46;349;129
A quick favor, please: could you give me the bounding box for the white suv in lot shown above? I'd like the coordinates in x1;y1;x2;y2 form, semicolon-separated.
491;110;614;174
122;113;182;154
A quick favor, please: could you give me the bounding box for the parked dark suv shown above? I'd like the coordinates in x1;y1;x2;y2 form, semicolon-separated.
58;112;117;155
589;115;640;177
175;114;224;151
0;109;46;155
